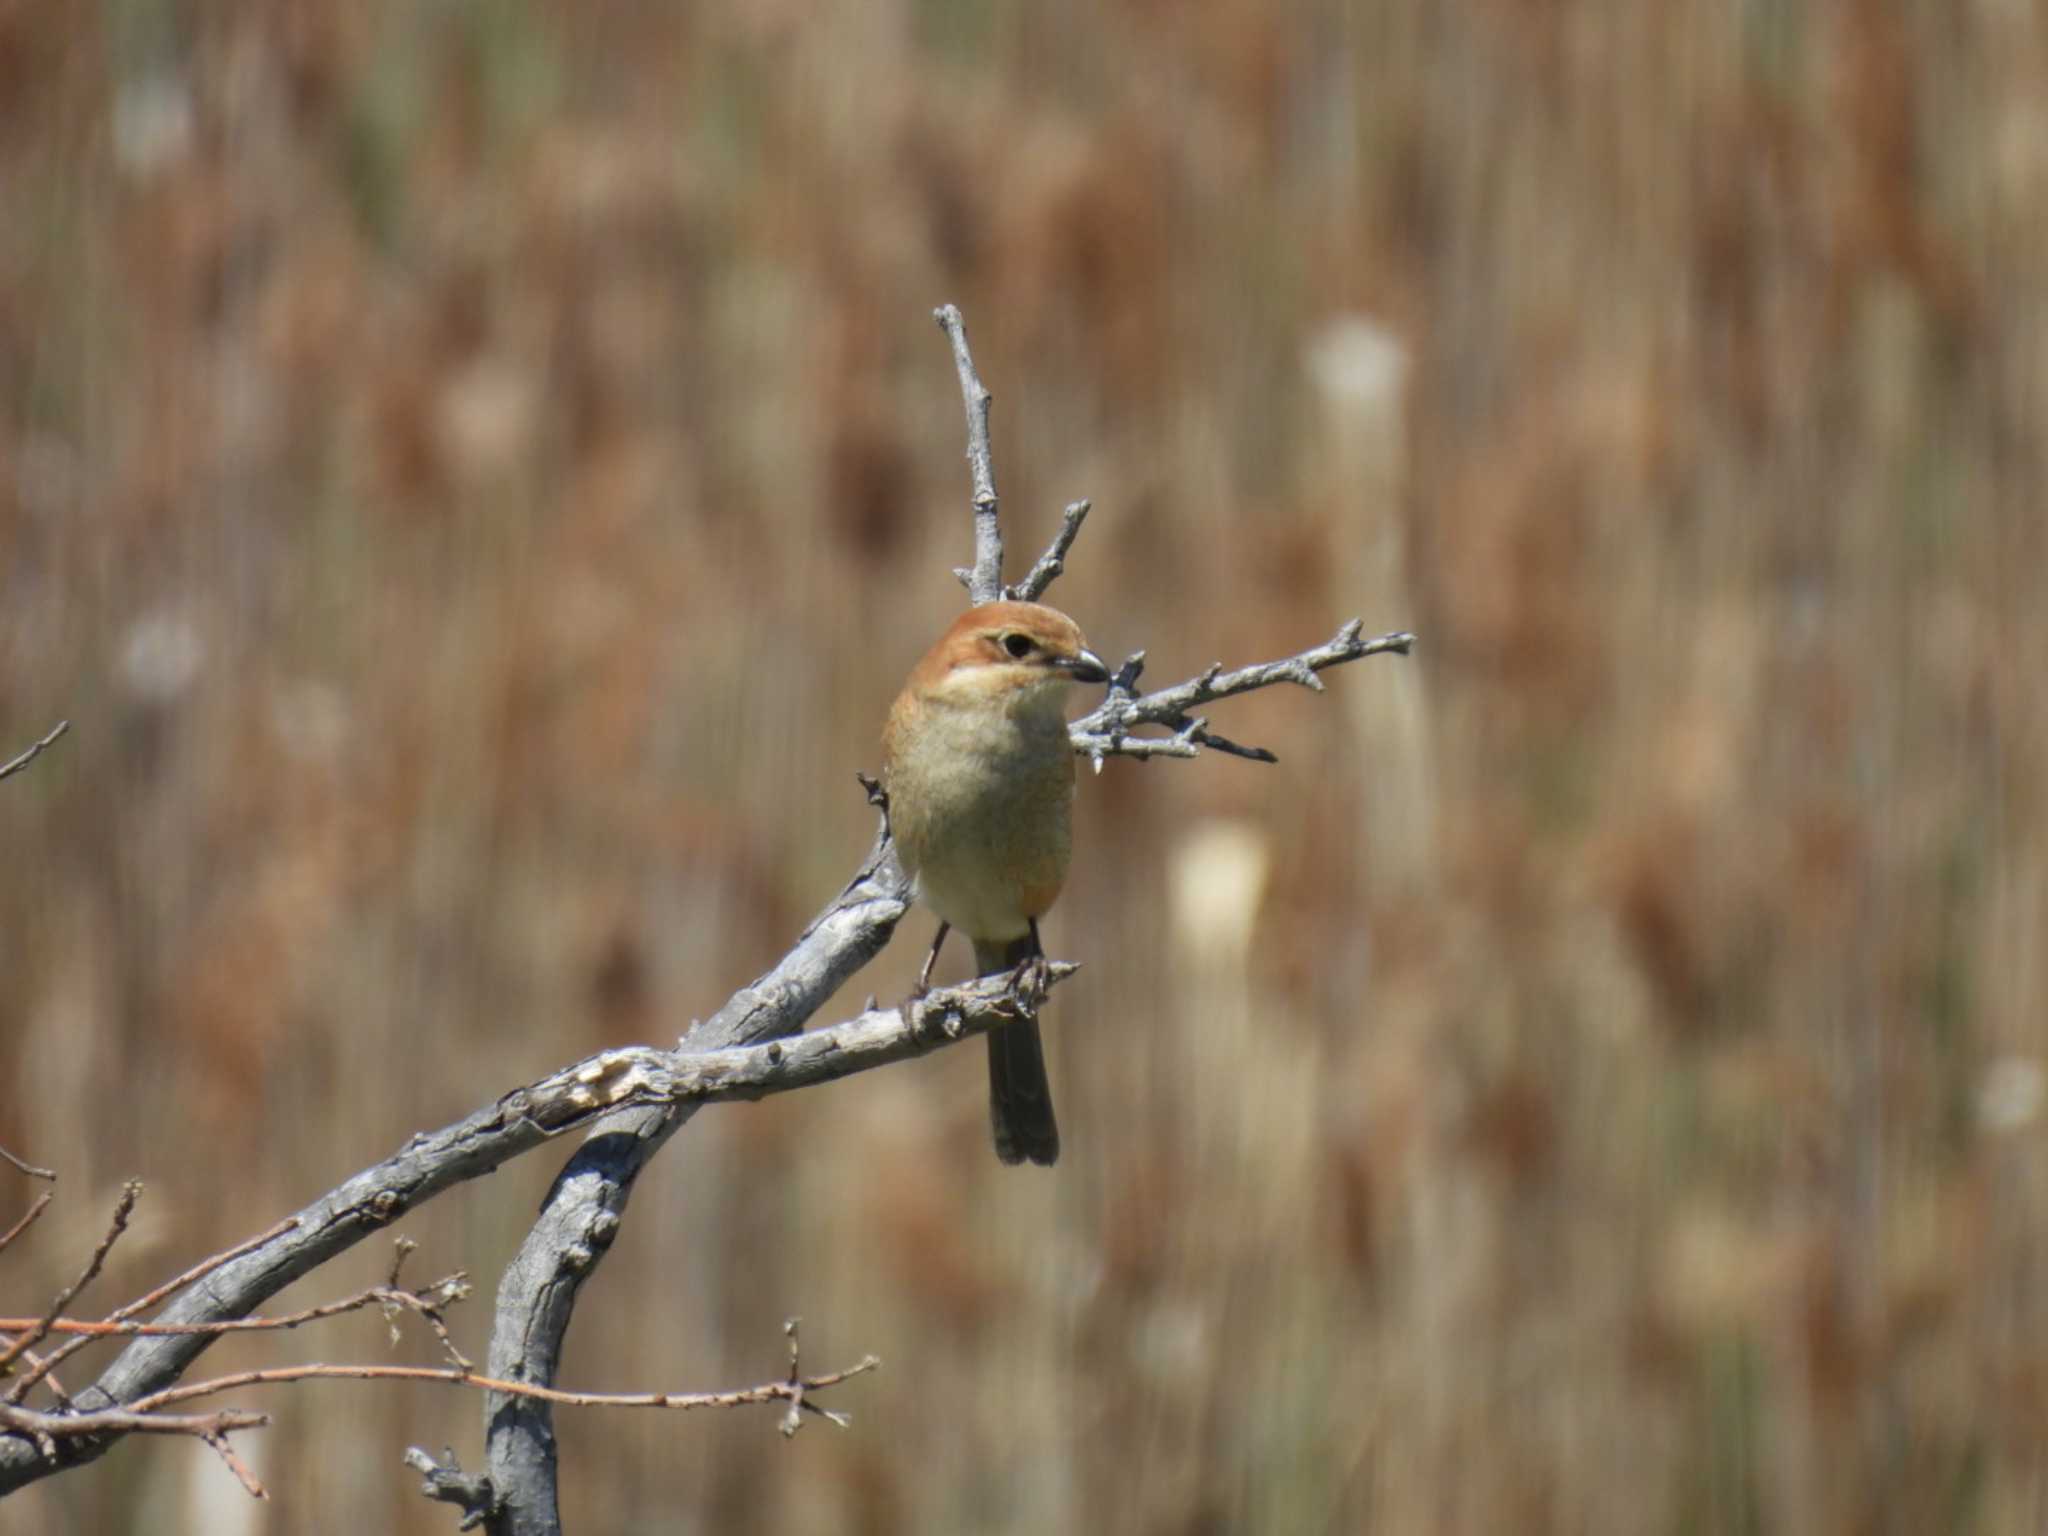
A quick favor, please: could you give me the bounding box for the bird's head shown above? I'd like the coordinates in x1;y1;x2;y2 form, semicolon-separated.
921;600;1109;714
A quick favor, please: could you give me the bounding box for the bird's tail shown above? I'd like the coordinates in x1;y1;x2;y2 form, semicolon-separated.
973;934;1060;1167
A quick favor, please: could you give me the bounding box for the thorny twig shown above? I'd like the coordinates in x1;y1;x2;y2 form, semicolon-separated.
1068;619;1416;768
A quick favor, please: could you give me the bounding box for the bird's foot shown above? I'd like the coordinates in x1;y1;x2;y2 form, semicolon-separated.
1005;953;1053;1009
898;980;929;1039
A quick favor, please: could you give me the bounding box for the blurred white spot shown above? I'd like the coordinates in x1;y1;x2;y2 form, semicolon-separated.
1132;1299;1212;1390
438;356;539;482
271;682;349;763
1979;1056;2045;1134
112;74;195;178
118;612;205;702
1168;820;1271;968
1304;314;1408;414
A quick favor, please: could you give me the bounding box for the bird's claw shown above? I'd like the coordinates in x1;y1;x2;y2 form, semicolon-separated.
898;982;931;1040
1005;954;1053;1009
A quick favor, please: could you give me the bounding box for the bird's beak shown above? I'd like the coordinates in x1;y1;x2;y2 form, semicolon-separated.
1059;648;1109;685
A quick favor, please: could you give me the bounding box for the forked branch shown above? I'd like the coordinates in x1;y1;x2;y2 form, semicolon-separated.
1069;619;1416;767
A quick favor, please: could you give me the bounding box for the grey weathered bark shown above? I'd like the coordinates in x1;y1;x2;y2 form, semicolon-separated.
0;838;1055;1501
477;824;911;1534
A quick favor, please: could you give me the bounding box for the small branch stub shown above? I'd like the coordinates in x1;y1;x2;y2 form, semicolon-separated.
407;1447;498;1531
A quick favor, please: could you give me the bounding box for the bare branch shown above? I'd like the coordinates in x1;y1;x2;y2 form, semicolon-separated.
6;1217;311;1408
1069;620;1415;768
1010;500;1091;602
0;1276;470;1346
124;1353;877;1421
0;1182;139;1379
106;1220;301;1328
559;968;1076;1110
0;1193;52;1260
0;1395;272;1501
0;1148;54;1182
0;910;1044;1490
477;819;914;1534
2;1248;867;1507
934;304;1004;604
203;1431;268;1499
0;1400;269;1445
411;1321;872;1527
0;721;68;784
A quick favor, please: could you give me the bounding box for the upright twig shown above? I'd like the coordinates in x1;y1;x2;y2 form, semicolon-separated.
1010;500;1091;602
935;305;1004;604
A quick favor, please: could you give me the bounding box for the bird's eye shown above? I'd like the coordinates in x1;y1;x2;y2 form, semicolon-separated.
1002;632;1035;659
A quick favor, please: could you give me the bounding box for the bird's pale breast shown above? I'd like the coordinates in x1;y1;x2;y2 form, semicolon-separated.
885;683;1075;944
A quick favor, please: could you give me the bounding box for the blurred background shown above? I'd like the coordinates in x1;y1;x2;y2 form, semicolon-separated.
1;1;2042;1531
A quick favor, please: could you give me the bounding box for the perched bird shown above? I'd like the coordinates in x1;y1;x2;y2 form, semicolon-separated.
883;600;1108;1165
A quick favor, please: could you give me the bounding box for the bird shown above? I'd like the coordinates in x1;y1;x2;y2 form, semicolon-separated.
882;600;1108;1165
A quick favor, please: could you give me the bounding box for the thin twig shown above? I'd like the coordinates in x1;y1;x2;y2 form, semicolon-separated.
0;1400;269;1442
202;1430;268;1499
1;1290;872;1501
5;1219;305;1405
1068;620;1416;768
0;1192;53;1259
934;304;1004;604
0;1147;55;1182
107;1220;301;1326
0;821;917;1497
0;1397;271;1499
0;1182;139;1379
1010;500;1091;602
121;1354;879;1420
0;721;68;784
0;1278;470;1344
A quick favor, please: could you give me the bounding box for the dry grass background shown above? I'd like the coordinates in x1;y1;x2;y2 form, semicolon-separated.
1;1;2043;1532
